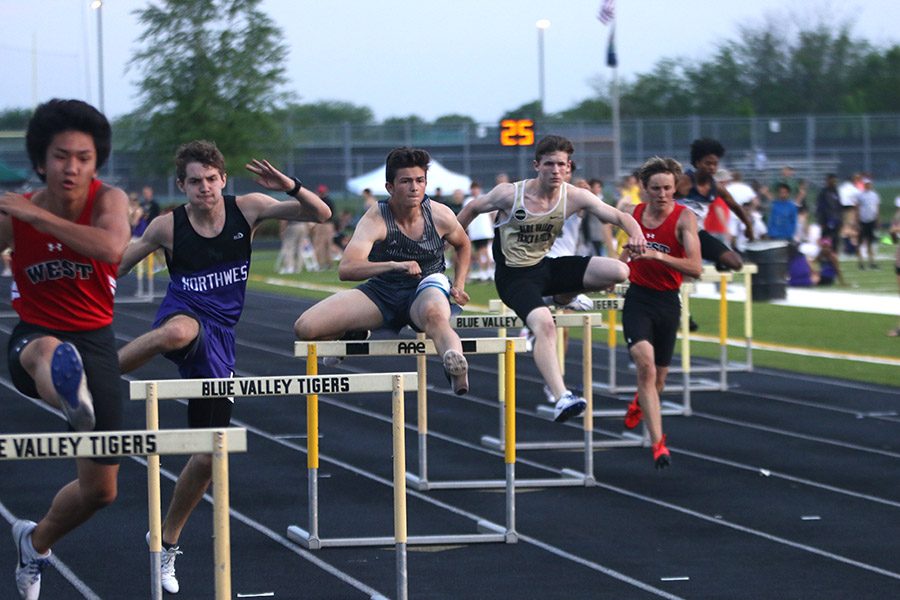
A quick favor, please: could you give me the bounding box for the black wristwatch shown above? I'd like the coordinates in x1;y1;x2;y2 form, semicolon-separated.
286;177;303;197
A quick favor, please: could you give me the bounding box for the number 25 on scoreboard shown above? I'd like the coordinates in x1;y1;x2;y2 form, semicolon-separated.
500;119;535;146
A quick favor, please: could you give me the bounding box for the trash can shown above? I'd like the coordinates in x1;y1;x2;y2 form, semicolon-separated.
745;240;789;301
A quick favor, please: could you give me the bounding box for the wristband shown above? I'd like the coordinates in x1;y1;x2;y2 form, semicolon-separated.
286;176;303;197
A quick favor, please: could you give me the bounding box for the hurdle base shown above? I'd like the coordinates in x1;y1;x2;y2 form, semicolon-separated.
592;378;721;394
669;362;749;375
477;519;518;544
406;472;430;491
560;468;598;487
621;430;651;447
287;526;322;550
287;524;510;549
407;473;592;489
592;405;689;418
480;433;639;451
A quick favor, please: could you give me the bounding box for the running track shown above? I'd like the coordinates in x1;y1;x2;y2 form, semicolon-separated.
0;275;898;599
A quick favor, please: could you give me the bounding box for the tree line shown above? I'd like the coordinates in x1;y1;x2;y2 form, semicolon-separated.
1;0;897;177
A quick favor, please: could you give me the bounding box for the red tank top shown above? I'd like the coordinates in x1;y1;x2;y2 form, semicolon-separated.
628;202;686;291
11;179;119;331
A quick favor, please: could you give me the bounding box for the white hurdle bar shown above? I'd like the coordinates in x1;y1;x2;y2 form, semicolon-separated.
0;426;246;600
131;374;422;600
295;337;528;497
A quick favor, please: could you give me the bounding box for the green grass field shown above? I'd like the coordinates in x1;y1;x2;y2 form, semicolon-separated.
244;248;899;387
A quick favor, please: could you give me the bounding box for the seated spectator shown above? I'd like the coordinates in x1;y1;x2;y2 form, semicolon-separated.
787;242;818;287
815;238;845;286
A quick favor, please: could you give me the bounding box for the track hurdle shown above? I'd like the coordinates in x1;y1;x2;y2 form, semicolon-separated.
118;254;160;304
294;337;527;496
594;281;720;425
132;374;425;599
677;264;758;378
0;426;246;600
479;303;643;453
453;312;625;486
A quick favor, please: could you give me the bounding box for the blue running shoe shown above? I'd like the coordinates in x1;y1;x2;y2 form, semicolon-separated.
51;343;95;431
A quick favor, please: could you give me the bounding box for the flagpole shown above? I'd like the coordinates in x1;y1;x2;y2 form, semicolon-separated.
610;23;621;182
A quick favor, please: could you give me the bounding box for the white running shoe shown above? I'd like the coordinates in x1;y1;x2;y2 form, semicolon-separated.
50;343;95;431
519;327;535;352
146;532;182;594
553;391;587;423
442;349;469;395
13;520;50;600
564;294;594;311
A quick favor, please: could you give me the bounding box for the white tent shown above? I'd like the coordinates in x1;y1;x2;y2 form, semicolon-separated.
346;159;471;197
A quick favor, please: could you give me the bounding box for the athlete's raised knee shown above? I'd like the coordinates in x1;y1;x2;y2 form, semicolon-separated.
160;320;199;352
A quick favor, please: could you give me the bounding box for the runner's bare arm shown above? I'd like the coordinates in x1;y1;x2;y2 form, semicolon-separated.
337;208;420;281
457;183;514;229
241;159;332;224
0;186;131;263
433;202;471;305
118;212;173;276
570;186;646;254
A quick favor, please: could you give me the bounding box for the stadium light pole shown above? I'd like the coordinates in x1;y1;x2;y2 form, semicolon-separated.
536;19;550;116
91;0;104;113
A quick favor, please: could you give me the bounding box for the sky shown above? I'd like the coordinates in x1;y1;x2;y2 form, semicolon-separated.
0;0;897;124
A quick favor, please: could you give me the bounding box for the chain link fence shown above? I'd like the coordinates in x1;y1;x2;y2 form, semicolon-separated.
2;113;898;199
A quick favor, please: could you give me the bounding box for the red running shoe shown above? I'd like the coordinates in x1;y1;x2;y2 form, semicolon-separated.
624;392;643;429
652;435;671;469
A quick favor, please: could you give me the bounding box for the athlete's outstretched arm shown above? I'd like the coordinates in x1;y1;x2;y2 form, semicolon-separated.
457;183;514;229
0;186;130;264
117;213;172;277
569;186;646;254
242;159;332;224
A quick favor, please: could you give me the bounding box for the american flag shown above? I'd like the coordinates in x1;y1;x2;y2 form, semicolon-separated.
598;0;615;25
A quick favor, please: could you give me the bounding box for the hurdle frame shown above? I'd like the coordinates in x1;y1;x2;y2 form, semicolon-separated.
292;342;520;551
117;254;160;304
454;311;630;485
132;373;430;598
0;425;246;600
668;264;759;382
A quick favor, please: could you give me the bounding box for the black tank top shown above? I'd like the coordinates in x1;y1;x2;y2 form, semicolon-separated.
161;195;252;327
368;198;445;286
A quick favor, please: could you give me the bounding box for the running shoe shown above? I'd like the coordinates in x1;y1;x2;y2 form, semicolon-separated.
442;349;469;395
652;435;671;469
519;327;535;352
13;519;50;600
50;342;95;431
553;391;587;423
564;294;594;311
624;392;643;429
322;330;371;367
146;532;182;594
